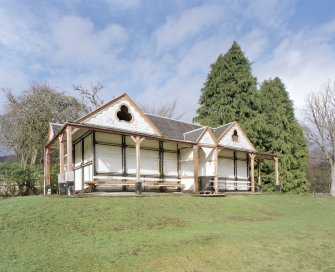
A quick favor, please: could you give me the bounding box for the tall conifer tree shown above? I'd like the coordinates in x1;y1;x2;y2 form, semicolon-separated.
194;41;309;193
193;41;258;138
257;78;309;192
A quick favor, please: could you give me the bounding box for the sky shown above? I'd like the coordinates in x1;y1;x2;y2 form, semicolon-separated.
0;0;335;121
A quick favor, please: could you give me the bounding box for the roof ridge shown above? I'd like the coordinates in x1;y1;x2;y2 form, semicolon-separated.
213;121;236;130
145;113;202;127
183;126;206;135
50;122;63;126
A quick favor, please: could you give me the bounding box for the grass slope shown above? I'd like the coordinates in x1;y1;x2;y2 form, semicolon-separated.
0;194;335;272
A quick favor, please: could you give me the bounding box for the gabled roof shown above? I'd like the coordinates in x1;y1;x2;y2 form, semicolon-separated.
211;122;236;139
75;93;127;123
198;127;218;145
217;122;256;151
53;93;256;149
75;93;163;136
145;113;202;141
183;127;207;142
48;122;63;141
50;123;63;135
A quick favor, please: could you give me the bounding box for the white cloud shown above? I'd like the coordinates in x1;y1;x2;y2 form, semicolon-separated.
52;16;127;66
254;20;335;117
245;0;296;29
239;28;268;61
0;6;50;55
154;4;222;51
104;0;140;10
1;0;335;126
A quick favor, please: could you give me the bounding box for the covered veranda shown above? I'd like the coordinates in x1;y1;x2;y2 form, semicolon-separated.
44;123;280;195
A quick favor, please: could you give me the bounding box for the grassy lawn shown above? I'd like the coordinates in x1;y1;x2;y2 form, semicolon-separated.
0;194;334;272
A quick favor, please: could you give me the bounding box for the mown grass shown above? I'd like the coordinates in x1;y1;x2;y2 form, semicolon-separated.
0;194;334;271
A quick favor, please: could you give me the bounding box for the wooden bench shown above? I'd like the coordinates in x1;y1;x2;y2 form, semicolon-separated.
84;178;184;192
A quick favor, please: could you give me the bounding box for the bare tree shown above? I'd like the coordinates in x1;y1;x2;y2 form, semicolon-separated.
304;81;335;196
73;81;104;112
138;99;184;120
0;83;86;165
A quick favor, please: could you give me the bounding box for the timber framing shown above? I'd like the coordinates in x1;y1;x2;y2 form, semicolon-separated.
44;93;280;195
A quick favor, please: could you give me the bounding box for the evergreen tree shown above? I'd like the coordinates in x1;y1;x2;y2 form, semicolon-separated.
257;78;309;192
194;41;309;193
193;41;258;138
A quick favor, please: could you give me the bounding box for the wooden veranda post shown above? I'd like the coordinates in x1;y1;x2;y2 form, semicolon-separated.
249;153;256;193
214;147;219;194
66;126;75;195
131;136;145;194
193;145;199;193
58;133;66;194
59;134;64;175
66;126;73;172
257;159;262;192
44;147;51;195
273;156;280;192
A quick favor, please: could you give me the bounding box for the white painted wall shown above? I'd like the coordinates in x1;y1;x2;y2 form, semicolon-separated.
198;131;215;145
96;144;122;173
83;97;159;135
218;158;234;178
75;169;82;190
141;139;159;149
219;125;255;151
140;149;159;175
74;143;82;168
237;160;248;179
83;164;92;183
180;178;194;191
199;147;214;177
73;134;93;191
96;132;122;144
164;152;178;176
164;142;177;151
83;134;92;163
126;147;136;174
180;148;194;176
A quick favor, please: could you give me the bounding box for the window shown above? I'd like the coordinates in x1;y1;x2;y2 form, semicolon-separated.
232;129;239;142
117;105;132;122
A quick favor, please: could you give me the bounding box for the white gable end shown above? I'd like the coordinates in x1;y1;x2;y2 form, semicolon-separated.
198;131;216;145
219;125;255;151
82;97;159;135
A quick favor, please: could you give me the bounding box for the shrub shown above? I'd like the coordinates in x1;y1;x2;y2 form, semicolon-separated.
0;163;58;196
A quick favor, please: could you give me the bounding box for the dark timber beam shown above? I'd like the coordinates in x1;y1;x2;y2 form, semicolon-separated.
122;136;127;176
93;131;97;176
81;139;84;189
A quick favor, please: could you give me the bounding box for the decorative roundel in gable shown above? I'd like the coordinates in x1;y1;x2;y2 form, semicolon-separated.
117;105;133;122
232;129;239;142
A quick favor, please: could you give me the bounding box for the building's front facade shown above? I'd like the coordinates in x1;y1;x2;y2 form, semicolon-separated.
44;93;279;195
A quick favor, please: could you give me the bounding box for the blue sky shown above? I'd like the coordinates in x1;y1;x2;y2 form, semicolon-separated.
1;0;335;121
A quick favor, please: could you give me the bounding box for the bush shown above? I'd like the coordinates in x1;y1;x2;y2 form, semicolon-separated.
0;163;58;196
